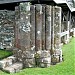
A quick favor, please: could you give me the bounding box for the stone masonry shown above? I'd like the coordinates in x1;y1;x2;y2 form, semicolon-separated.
14;2;63;68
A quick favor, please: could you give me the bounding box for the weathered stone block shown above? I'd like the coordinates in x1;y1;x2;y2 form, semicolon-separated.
4;67;15;73
41;50;50;58
39;57;51;64
51;55;60;65
22;50;35;59
54;50;62;56
7;56;17;63
0;58;12;69
23;58;35;68
36;50;50;58
3;62;23;73
35;50;51;67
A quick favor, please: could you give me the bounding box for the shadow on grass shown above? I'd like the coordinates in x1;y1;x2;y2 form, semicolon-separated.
0;49;13;60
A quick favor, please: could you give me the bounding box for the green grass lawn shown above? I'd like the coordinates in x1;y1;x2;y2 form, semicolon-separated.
0;38;75;75
0;50;13;60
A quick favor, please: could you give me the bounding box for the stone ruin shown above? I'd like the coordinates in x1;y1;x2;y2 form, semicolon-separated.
0;2;63;73
14;2;62;68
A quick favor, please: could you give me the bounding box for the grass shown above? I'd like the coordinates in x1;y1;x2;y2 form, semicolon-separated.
0;50;13;60
0;38;75;75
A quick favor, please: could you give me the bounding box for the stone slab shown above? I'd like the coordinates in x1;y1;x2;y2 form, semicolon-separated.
3;62;23;73
0;58;12;69
7;56;17;63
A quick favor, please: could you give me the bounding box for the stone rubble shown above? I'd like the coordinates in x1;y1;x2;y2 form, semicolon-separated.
0;56;23;73
3;62;23;73
0;58;12;69
0;56;16;69
35;50;51;67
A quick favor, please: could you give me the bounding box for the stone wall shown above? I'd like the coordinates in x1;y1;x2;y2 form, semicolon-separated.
0;10;15;49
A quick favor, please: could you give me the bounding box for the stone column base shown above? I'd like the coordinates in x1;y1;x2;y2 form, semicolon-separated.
35;50;51;67
51;49;62;65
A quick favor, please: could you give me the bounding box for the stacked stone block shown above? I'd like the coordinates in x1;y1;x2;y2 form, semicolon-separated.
3;62;23;73
0;56;16;69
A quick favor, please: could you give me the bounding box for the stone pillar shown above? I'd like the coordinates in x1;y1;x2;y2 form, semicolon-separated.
35;5;51;67
62;11;70;44
20;2;31;51
15;2;35;68
61;11;68;44
15;6;20;49
39;5;51;67
45;5;51;51
20;3;35;68
42;5;46;50
52;6;62;64
30;5;35;54
35;4;42;51
66;11;69;44
30;5;36;67
51;6;55;55
69;12;72;39
35;4;43;67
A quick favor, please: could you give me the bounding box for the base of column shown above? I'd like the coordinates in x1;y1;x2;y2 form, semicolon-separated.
51;49;62;65
35;50;51;67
